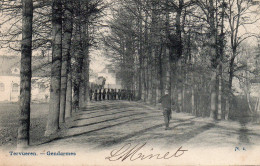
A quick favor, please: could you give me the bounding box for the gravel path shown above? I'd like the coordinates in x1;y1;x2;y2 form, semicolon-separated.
2;101;260;165
28;101;260;152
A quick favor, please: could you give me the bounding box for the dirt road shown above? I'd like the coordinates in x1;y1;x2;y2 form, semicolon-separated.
30;101;260;152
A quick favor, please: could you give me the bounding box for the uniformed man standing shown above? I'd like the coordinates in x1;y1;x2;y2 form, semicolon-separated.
99;89;102;101
102;89;106;100
114;89;117;100
121;89;125;100
118;89;121;100
110;89;113;100
94;89;98;101
131;90;134;101
132;90;135;101
89;89;93;101
127;90;131;101
159;90;172;130
124;89;126;100
107;89;110;100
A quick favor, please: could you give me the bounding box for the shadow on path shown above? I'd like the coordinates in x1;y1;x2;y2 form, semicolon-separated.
74;109;141;121
80;104;137;112
70;112;146;128
37;115;159;146
96;117;198;148
238;118;250;145
161;123;216;143
34;101;232;149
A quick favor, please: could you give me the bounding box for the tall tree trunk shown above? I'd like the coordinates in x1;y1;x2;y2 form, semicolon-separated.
79;80;85;107
45;0;62;136
142;59;147;101
165;0;173;105
165;48;171;94
177;62;183;112
218;0;225;120
176;0;183;60
79;23;87;108
217;65;222;120
65;61;72;118
225;98;230;120
79;36;85;108
143;13;149;102
210;73;217;119
244;69;254;114
150;2;158;105
73;51;83;111
151;48;157;105
60;0;73;123
137;7;143;100
79;51;86;107
226;56;235;120
73;79;80;112
191;83;195;115
17;0;33;148
147;55;153;104
173;0;183;111
73;21;84;111
209;0;217;120
159;43;165;97
82;22;90;104
83;50;90;103
182;71;186;112
138;54;143;100
178;85;182;112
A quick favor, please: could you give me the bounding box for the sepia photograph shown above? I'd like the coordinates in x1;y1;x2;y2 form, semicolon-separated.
0;0;260;165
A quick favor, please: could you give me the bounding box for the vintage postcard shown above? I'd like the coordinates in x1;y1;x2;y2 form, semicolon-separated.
0;0;260;165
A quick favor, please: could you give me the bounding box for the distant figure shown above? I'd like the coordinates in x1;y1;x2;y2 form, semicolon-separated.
130;90;134;101
118;89;121;100
99;89;102;101
121;89;124;100
127;90;131;101
132;90;135;101
111;89;115;100
114;89;117;100
102;89;106;100
107;89;110;100
45;94;48;102
89;89;93;101
159;90;172;130
94;89;98;101
121;89;125;100
122;89;126;100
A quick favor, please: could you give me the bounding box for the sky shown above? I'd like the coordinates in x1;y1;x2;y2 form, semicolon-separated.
90;50;110;73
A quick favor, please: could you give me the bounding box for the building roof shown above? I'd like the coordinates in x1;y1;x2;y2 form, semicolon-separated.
0;56;20;76
0;55;51;77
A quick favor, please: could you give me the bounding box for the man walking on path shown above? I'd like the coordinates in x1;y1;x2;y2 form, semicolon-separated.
159;90;172;130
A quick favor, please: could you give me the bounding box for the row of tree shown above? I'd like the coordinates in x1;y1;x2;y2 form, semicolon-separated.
103;0;260;120
0;0;259;148
0;0;105;148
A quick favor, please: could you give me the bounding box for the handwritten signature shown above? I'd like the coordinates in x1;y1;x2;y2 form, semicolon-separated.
105;142;188;161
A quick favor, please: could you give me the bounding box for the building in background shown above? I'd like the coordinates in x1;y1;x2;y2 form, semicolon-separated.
0;56;50;102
